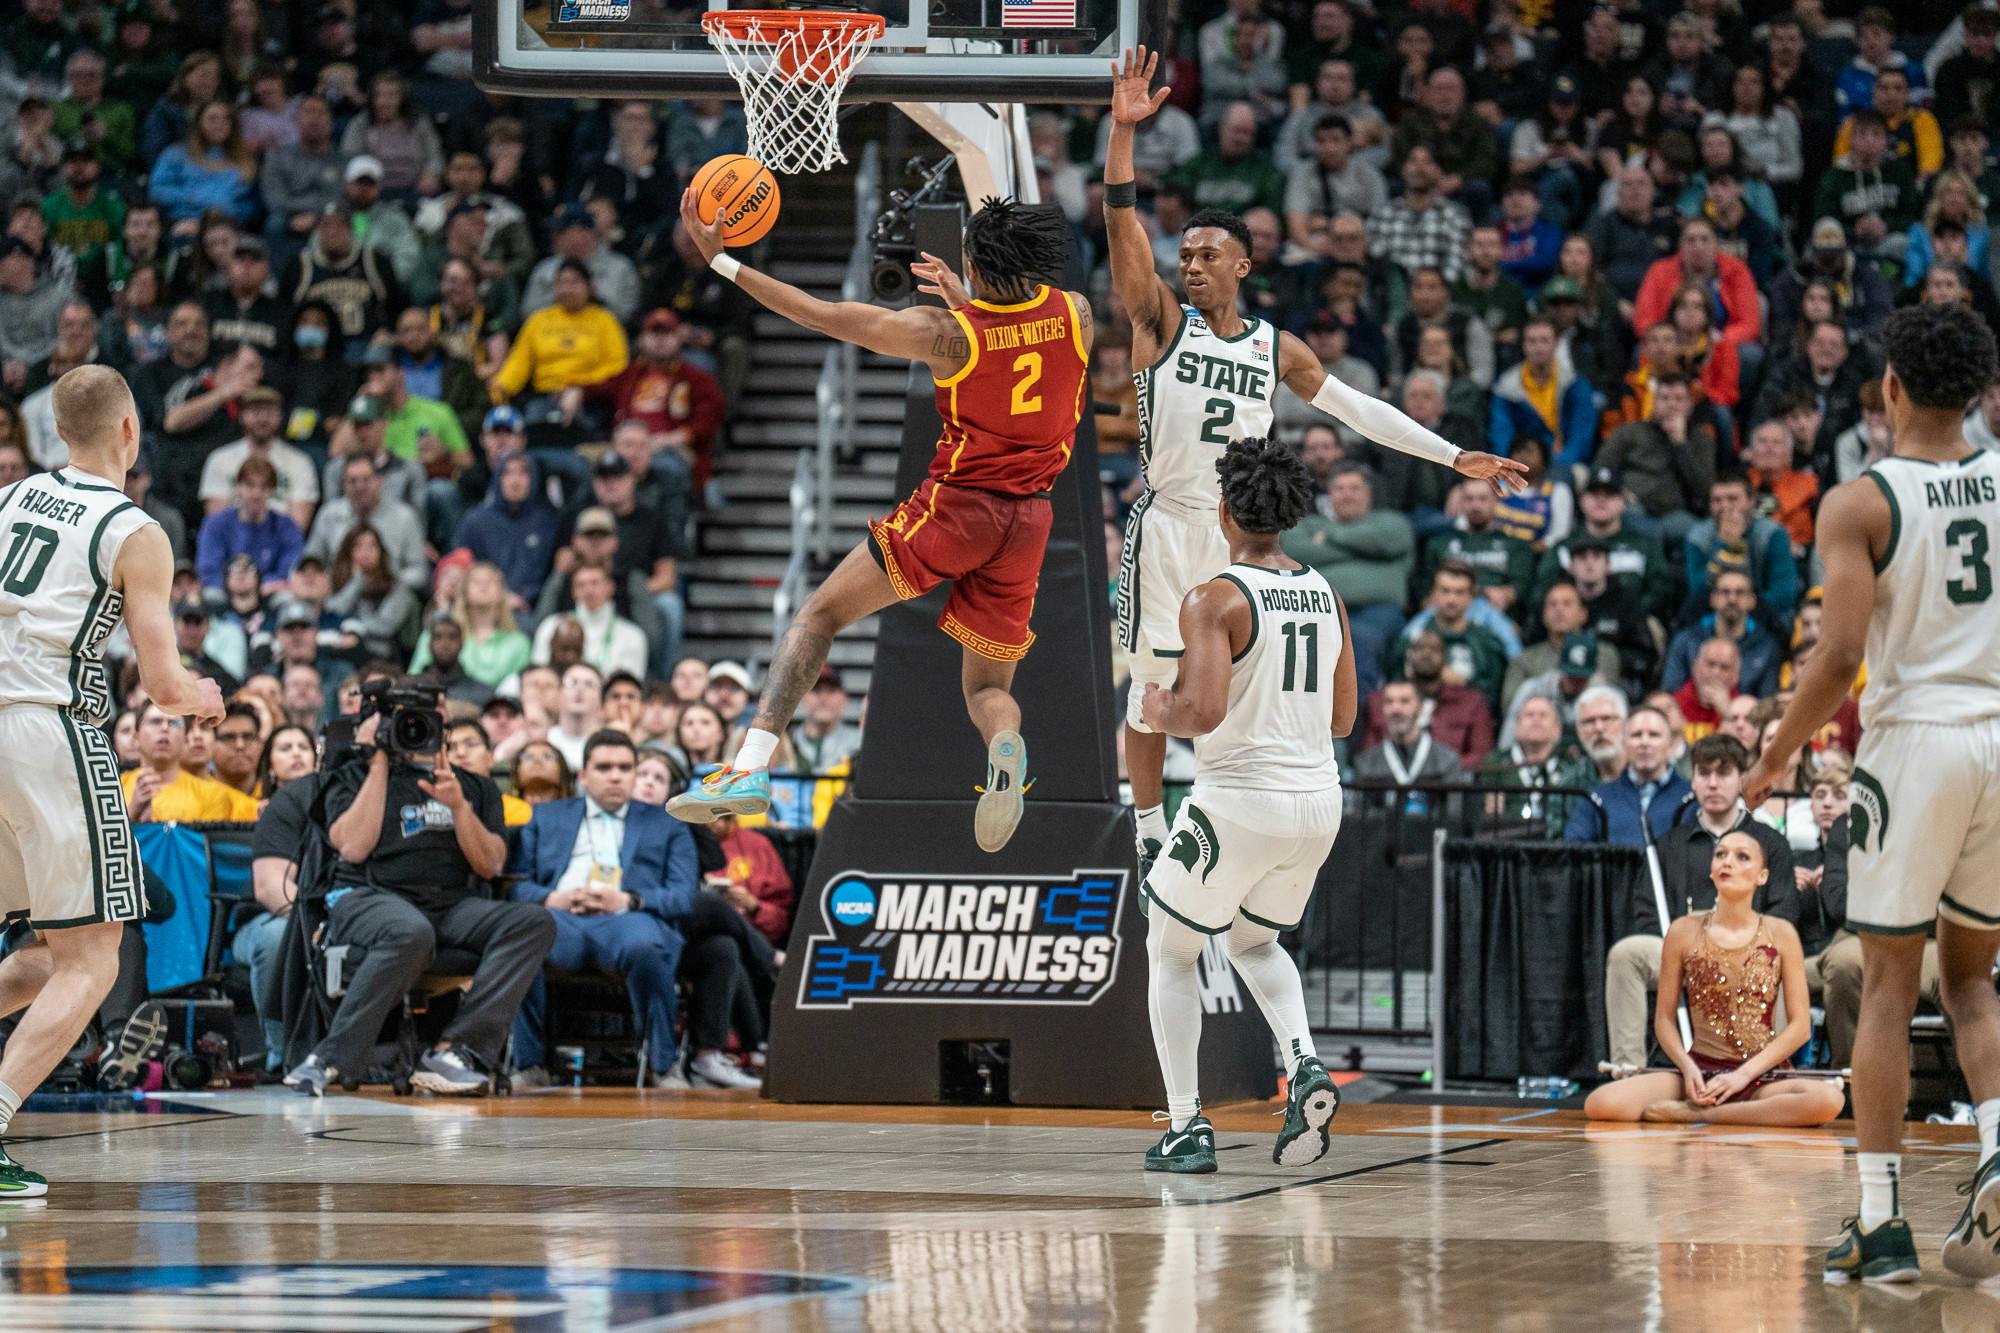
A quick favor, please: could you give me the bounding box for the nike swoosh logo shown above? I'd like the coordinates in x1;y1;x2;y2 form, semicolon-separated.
1165;1133;1196;1152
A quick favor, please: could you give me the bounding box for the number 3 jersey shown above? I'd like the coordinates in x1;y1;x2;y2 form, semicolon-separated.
929;284;1090;496
1135;307;1280;518
0;468;157;725
1198;562;1343;791
1861;452;2000;730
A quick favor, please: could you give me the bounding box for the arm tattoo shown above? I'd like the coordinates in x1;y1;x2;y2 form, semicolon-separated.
1073;294;1094;349
930;332;970;361
752;623;837;735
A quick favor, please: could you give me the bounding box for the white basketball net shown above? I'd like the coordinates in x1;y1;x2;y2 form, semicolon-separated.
703;12;884;176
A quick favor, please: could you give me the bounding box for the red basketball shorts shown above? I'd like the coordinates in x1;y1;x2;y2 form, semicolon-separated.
867;479;1053;662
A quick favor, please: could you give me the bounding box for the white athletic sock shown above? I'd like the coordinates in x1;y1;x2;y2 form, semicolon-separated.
1146;908;1206;1131
0;1078;20;1137
1980;1100;2000;1167
1225;918;1319;1077
732;728;779;772
1135;805;1168;850
1860;1152;1902;1230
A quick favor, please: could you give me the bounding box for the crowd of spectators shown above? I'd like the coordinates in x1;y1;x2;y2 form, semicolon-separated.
5;0;1992;1089
0;0;864;1092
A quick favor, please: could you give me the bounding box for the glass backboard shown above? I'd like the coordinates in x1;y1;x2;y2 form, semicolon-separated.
474;0;1158;104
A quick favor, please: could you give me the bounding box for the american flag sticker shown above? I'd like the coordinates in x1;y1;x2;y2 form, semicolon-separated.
1003;0;1076;26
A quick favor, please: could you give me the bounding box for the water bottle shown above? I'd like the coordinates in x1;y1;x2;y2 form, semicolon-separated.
556;1045;585;1088
1516;1075;1579;1100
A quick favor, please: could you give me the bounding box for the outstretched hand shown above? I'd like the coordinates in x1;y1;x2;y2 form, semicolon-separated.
418;750;466;812
1110;47;1171;125
911;252;970;308
1453;451;1531;496
678;187;729;264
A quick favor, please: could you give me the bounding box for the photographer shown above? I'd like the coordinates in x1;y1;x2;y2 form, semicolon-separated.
282;678;555;1097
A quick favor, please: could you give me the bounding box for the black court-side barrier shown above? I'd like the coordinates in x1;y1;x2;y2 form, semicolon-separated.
1439;838;1646;1084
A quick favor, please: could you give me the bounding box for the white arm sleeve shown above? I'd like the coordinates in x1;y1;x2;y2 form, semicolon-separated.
1309;373;1463;467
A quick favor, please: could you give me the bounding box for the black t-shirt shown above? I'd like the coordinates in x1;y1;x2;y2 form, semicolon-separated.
203;291;296;361
252;775;320;863
321;754;504;911
555;497;677;584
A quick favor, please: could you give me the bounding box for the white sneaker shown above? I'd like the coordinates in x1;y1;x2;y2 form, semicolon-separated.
688;1050;762;1089
651;1067;692;1090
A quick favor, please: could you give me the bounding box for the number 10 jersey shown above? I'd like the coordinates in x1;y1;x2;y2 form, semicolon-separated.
1134;307;1280;519
0;467;157;726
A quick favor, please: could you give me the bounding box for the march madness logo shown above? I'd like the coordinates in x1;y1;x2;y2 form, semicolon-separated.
798;869;1127;1009
556;0;630;21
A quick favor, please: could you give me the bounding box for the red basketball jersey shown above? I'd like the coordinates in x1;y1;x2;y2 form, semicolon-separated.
928;285;1090;495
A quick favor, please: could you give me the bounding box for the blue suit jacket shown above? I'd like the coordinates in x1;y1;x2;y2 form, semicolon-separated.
508;798;699;926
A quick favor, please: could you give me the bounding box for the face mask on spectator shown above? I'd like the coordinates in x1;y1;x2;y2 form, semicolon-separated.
296;326;329;351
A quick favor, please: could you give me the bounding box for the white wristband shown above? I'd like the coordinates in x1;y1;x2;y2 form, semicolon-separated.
710;253;742;283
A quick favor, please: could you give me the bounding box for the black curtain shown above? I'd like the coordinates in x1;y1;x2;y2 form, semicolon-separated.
1444;839;1645;1082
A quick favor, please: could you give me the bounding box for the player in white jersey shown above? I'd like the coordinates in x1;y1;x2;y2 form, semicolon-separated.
1745;305;2000;1284
1133;436;1357;1175
0;366;223;1198
1104;47;1525;879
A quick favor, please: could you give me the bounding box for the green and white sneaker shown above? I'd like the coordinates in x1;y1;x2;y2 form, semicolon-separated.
1943;1152;2000;1279
0;1143;47;1199
974;730;1028;853
1274;1057;1340;1167
1825;1215;1920;1284
1144;1112;1217;1174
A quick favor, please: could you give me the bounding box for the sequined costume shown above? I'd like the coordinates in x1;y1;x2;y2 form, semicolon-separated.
1681;913;1785;1075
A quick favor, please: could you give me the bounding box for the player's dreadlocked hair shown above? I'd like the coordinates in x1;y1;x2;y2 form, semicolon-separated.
1215;435;1316;535
962;197;1070;300
1183;208;1253;257
1881;303;1998;410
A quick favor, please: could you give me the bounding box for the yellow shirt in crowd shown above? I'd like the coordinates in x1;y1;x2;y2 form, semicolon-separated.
490;303;630;398
120;768;260;823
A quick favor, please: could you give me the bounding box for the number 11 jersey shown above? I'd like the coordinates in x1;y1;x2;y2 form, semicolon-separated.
0;467;157;725
1197;562;1343;791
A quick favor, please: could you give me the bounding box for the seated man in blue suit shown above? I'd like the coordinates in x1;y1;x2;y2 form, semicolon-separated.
510;730;697;1088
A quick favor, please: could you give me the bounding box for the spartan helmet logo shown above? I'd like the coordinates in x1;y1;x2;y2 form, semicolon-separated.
1850;768;1889;855
1166;805;1221;884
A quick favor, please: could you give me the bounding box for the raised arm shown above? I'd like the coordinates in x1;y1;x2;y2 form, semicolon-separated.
1104;47;1182;359
1138;579;1244;738
679;190;968;379
1744;479;1884;805
114;524;223;721
1277;333;1528;495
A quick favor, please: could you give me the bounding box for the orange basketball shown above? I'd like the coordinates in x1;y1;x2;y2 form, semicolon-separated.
690;154;782;247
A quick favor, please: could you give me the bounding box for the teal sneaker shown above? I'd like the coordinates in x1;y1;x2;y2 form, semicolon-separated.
973;730;1028;853
0;1143;47;1199
1825;1216;1920;1284
1144;1112;1217;1174
1944;1152;2000;1279
666;766;772;824
1274;1057;1341;1167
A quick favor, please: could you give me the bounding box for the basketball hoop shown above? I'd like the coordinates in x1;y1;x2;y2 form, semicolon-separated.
702;9;886;175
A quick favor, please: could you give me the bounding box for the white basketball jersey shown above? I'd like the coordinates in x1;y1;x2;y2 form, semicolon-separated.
1196;562;1343;791
1135;307;1280;518
1861;451;2000;729
0;467;157;726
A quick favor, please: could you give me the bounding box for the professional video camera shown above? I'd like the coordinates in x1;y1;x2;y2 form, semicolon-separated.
869;154;959;302
358;676;445;759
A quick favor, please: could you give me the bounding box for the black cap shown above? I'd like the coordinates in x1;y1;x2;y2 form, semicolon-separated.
1569;534;1611;556
174;595;211;620
482;694;523;716
593;451;632;478
1583;467;1622;495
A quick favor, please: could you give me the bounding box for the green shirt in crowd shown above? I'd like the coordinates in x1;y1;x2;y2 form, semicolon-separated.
383;394;470;464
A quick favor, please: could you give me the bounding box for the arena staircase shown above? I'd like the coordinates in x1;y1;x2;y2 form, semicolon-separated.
680;149;903;700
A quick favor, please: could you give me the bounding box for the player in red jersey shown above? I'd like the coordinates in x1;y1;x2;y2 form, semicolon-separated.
666;189;1087;853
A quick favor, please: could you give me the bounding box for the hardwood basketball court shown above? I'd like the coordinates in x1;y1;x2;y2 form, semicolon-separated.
0;1089;1986;1330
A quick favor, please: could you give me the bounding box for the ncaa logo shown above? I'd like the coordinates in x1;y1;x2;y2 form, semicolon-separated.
829;880;876;928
